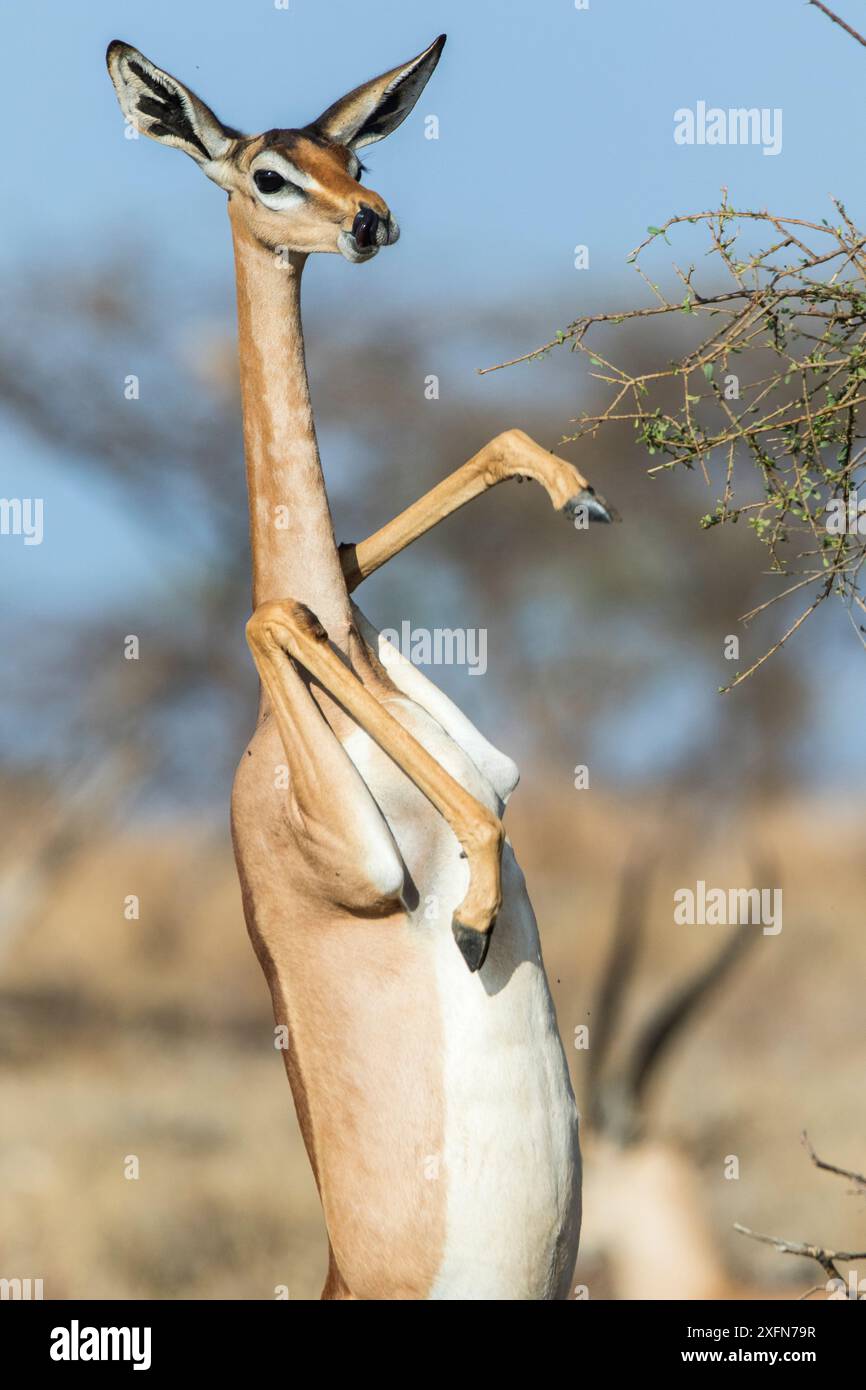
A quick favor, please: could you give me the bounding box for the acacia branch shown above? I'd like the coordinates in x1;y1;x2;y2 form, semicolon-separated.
808;0;866;51
479;198;866;685
802;1131;866;1192
737;1134;866;1290
734;1223;866;1282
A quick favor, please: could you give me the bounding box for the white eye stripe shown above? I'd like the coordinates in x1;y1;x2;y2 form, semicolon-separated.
250;153;315;190
254;186;306;208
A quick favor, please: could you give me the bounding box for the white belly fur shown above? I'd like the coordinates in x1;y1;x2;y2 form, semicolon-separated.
342;685;581;1300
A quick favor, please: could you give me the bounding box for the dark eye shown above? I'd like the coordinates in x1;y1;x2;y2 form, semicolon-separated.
354;161;368;180
254;170;287;194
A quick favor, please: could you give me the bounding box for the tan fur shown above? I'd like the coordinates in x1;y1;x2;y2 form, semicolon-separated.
232;724;447;1298
229;215;355;637
230;134;392;258
341;429;596;590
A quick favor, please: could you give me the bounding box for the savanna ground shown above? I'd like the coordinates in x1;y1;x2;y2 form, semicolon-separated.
1;777;862;1299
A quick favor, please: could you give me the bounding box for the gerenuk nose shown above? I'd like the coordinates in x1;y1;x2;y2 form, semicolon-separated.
352;204;380;249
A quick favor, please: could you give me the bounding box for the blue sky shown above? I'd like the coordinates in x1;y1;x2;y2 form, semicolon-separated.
4;0;865;294
3;0;866;785
7;0;865;587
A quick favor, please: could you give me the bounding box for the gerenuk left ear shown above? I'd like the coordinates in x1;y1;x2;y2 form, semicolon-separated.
309;34;446;151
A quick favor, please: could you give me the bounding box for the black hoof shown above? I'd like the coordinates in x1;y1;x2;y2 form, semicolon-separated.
452;921;493;972
563;486;618;525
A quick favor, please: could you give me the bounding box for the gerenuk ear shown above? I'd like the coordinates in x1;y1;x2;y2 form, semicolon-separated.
310;34;446;151
106;41;237;181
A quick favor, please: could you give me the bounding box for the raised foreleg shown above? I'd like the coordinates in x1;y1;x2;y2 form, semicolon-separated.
246;599;505;970
339;427;614;591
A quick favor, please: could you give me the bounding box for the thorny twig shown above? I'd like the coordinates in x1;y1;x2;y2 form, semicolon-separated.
808;0;866;52
802;1130;866;1194
480;197;866;687
733;1223;866;1284
736;1135;866;1292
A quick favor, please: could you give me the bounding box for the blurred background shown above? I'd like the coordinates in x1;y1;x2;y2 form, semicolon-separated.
1;0;864;1299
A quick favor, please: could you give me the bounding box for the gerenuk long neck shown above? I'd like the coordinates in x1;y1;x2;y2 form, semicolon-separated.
229;201;354;645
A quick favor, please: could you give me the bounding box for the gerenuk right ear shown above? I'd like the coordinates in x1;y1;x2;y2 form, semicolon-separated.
106;41;238;183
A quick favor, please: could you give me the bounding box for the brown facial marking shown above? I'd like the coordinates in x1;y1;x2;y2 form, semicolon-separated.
228;129;390;255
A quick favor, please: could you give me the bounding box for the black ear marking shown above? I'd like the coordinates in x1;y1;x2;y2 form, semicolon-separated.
127;58;211;159
355;87;404;145
309;33;446;151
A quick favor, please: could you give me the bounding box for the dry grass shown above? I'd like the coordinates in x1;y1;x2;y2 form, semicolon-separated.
1;782;863;1299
